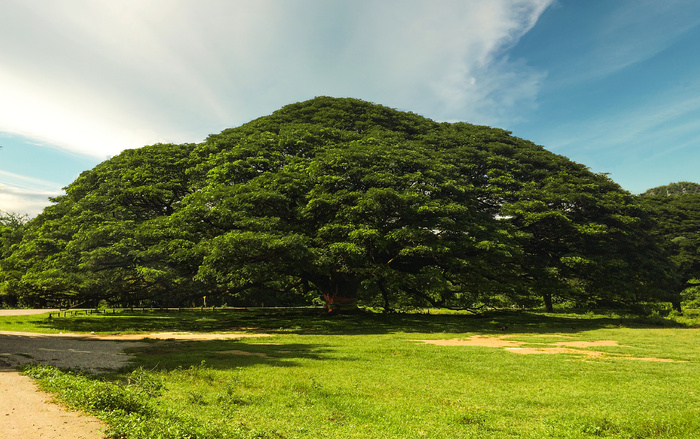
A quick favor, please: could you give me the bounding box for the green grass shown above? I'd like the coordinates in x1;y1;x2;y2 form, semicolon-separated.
10;309;700;438
3;306;699;335
0;312;64;333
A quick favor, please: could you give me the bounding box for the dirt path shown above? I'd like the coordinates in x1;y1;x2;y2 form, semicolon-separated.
0;330;146;439
0;359;106;438
0;309;60;316
0;310;105;438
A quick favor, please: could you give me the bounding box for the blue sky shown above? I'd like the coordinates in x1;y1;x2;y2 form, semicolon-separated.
1;0;699;216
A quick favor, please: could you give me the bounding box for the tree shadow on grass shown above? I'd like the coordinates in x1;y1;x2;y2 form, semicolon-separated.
30;308;692;337
126;339;335;372
0;331;337;377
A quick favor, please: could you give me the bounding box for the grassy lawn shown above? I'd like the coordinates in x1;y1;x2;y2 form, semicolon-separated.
6;308;700;438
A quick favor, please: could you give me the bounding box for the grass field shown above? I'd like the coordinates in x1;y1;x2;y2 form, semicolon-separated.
5;308;700;438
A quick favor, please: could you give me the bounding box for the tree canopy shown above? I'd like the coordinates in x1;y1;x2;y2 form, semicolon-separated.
641;181;700;197
0;97;679;311
639;184;700;308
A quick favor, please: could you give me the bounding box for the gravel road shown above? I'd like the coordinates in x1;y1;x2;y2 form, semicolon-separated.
0;309;144;372
0;331;149;373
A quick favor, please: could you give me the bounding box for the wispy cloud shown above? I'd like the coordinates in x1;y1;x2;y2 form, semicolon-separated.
545;0;700;88
533;75;700;193
545;78;700;150
0;171;63;216
0;0;554;160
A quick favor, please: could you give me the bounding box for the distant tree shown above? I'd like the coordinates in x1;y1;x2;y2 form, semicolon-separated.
0;211;28;235
639;185;700;309
642;181;700;197
0;211;29;306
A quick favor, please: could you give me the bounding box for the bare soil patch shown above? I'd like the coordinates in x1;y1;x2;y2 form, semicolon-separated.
416;335;524;348
625;357;675;362
91;331;273;341
416;335;678;362
554;340;620;348
506;347;606;357
0;362;106;439
0;309;59;317
500;334;573;338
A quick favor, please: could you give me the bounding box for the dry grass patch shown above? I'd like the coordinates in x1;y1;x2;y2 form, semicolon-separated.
624;356;675;362
415;335;525;347
554;340;621;348
94;332;273;341
506;347;606;357
416;335;681;362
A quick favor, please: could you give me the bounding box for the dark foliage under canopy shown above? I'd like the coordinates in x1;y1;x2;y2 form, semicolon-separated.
0;98;679;311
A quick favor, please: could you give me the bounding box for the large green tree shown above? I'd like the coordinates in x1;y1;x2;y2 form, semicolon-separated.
176;98;674;310
186;122;519;310
1;97;678;311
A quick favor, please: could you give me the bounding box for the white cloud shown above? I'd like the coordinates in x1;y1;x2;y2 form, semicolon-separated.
0;0;554;159
0;171;63;216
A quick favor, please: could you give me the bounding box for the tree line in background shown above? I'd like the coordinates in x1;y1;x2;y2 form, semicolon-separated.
0;98;698;312
638;183;700;309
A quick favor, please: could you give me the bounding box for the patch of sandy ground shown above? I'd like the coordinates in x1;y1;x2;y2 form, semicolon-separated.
1;360;106;439
0;330;271;438
416;335;678;362
0;309;61;316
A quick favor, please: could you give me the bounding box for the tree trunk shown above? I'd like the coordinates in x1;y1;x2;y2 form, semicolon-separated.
543;293;553;312
670;284;684;312
378;281;392;313
309;273;361;312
